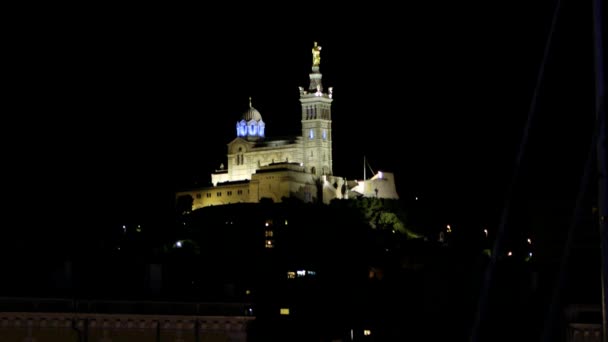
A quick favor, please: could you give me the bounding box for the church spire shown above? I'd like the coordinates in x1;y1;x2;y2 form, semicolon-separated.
300;42;333;176
309;42;323;92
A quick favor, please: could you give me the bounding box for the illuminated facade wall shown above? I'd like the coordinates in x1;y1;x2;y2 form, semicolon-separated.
181;182;251;210
178;164;352;208
214;138;303;186
350;172;400;199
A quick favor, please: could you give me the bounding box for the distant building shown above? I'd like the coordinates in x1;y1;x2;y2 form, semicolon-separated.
177;43;398;209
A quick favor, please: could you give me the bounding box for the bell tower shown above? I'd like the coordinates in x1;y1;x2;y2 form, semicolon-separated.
300;42;333;176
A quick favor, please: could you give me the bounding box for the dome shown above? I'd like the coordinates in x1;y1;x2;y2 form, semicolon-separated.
241;106;263;122
241;97;263;122
237;98;265;139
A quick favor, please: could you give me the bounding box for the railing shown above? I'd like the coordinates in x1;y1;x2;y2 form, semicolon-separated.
0;297;253;316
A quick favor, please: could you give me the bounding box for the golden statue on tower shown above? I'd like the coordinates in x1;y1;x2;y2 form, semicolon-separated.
312;41;322;67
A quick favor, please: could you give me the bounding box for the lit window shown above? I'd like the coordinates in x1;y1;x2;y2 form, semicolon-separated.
280;308;290;315
322;129;327;140
287;271;296;279
363;330;371;336
296;270;306;277
265;240;274;248
265;230;273;237
309;129;314;139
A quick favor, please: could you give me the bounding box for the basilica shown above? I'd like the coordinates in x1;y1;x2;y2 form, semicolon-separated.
177;43;398;210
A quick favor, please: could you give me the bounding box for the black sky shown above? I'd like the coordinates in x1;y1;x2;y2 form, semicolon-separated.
7;1;596;248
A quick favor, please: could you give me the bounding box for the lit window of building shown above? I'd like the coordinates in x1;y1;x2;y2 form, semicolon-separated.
265;240;274;248
280;308;290;316
287;271;296;279
265;230;273;237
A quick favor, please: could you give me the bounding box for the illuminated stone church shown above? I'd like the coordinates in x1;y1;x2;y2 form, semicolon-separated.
177;43;398;210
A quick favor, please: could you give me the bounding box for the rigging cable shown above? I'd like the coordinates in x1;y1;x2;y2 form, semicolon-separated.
469;0;563;340
540;122;598;342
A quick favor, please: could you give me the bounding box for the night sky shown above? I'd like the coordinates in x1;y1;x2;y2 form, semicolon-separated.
7;1;596;254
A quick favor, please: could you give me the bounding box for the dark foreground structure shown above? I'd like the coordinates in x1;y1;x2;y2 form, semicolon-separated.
0;297;253;341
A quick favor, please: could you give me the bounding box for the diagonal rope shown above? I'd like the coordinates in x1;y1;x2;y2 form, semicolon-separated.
469;0;563;340
540;122;598;342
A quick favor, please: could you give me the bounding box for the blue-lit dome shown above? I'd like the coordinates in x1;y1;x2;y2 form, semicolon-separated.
236;97;265;140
